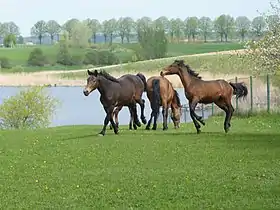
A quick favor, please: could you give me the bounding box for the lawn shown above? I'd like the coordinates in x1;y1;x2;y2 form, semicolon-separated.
0;42;244;72
0;114;279;209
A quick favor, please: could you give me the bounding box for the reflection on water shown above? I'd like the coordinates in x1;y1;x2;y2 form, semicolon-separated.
0;86;211;127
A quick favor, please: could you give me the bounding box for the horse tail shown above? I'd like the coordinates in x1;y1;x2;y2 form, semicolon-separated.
152;79;161;117
136;73;147;91
229;82;248;100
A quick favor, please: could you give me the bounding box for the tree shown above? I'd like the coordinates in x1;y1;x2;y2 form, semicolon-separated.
214;14;235;42
186;17;199;41
154;16;170;33
106;18;117;44
70;21;92;48
235;16;251;41
199;17;212;42
136;17;153;42
137;24;168;60
85;19;100;43
31;20;47;44
251;16;266;38
266;14;280;35
101;20;110;43
46;20;61;43
117;17;134;43
1;22;20;36
4;34;16;48
169;18;183;42
63;18;79;40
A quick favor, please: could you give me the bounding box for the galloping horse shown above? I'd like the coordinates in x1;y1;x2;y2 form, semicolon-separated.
109;73;148;130
83;70;146;136
160;60;248;134
145;76;182;130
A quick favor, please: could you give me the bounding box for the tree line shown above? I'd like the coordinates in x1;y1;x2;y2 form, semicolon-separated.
0;14;277;47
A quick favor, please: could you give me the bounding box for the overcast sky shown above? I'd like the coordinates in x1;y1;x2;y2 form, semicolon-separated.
0;0;273;36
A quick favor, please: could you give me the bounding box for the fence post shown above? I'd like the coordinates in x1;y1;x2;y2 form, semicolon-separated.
235;77;238;111
250;76;253;112
267;74;270;113
211;102;214;115
184;106;187;123
201;104;204;119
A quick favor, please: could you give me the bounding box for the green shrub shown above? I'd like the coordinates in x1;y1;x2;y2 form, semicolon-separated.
0;57;11;69
0;86;59;130
56;42;73;66
83;50;99;65
98;50;119;65
27;48;48;66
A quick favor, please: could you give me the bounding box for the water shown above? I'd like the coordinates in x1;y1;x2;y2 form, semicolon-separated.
0;87;212;127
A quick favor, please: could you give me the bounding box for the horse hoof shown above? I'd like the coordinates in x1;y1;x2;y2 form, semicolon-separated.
152;127;157;130
145;126;150;130
114;130;119;135
196;130;201;134
109;126;112;130
201;121;206;126
135;121;141;127
141;118;147;124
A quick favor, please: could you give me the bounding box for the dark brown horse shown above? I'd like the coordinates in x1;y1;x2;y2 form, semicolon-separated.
145;76;182;130
83;69;146;136
109;73;148;130
160;60;248;134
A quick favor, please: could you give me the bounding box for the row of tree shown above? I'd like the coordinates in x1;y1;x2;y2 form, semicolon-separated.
0;14;277;45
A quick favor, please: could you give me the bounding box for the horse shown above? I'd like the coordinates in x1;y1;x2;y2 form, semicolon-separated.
145;76;182;130
83;69;147;136
109;73;148;130
160;60;248;134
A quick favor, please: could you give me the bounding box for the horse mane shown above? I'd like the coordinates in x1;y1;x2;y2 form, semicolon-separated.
175;60;202;79
98;70;119;83
173;90;181;107
184;64;202;79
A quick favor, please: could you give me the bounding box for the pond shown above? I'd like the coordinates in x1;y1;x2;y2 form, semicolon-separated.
0;87;212;127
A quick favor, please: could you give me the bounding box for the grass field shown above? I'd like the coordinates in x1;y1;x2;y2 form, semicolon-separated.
60;52;253;80
0;42;244;72
1;114;280;209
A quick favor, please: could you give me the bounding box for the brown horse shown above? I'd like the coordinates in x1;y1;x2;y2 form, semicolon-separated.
160;60;248;134
83;69;146;136
145;76;182;130
109;73;148;130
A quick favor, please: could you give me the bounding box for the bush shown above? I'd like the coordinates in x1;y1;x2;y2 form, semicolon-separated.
0;57;11;69
27;48;48;66
4;34;16;48
83;50;99;65
83;50;119;66
56;42;73;66
98;50;119;65
0;86;59;130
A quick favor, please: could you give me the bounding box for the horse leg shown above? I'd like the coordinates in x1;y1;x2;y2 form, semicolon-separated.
226;102;235;130
114;106;122;129
136;98;147;125
193;112;206;126
99;105;118;136
131;103;141;127
215;100;230;133
145;108;154;130
162;104;168;130
189;100;201;134
128;106;137;130
152;108;159;130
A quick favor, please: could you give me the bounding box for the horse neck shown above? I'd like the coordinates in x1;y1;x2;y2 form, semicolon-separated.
178;70;193;89
97;76;115;96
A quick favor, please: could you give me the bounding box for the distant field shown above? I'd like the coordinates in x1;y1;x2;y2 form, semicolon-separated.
60;51;252;80
0;114;280;209
0;42;244;72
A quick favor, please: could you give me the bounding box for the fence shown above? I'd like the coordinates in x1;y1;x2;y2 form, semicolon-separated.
157;74;280;123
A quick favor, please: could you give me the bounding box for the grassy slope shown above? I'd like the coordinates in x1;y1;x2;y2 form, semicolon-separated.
0;115;280;209
0;42;244;72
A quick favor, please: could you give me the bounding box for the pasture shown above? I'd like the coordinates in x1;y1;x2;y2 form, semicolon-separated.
0;114;279;209
0;42;244;72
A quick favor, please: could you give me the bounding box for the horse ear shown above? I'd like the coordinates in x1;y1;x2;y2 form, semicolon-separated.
87;70;93;75
93;70;98;76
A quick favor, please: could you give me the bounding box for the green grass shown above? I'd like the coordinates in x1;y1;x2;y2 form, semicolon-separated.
0;42;244;73
0;115;280;209
60;53;253;80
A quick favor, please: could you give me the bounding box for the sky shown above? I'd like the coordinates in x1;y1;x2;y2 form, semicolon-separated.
0;0;273;36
